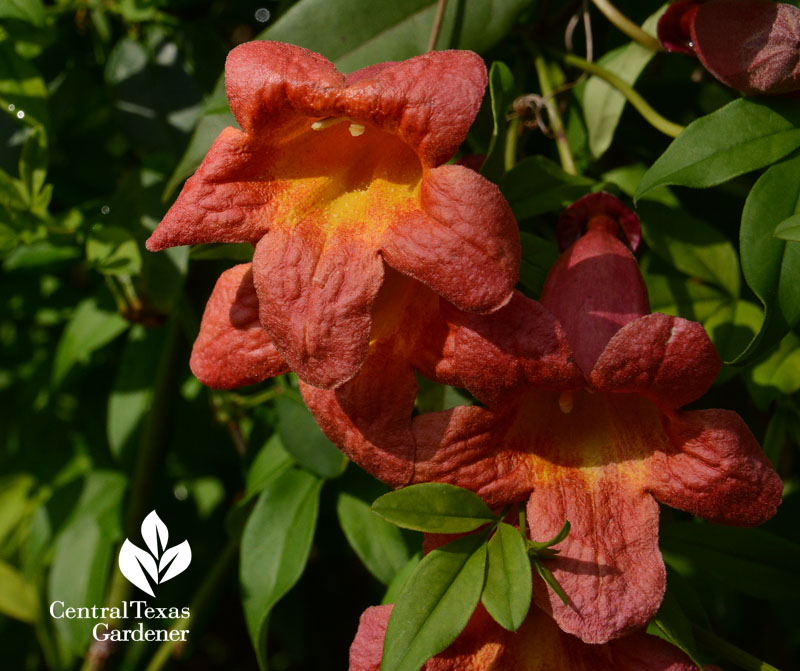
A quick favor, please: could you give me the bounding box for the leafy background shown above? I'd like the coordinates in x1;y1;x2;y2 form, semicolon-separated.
1;0;799;670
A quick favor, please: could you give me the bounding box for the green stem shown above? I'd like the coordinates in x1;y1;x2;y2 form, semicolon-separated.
145;538;239;671
561;52;685;138
504;116;521;173
532;49;577;176
693;626;783;671
81;317;184;671
590;0;662;51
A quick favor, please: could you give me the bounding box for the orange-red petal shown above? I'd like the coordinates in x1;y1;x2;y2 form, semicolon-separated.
424;293;583;406
146;128;272;251
590;313;721;409
527;464;665;644
349;603;707;671
382;165;520;314
189;263;289;388
648;408;783;525
225;41;488;168
541;223;649;376
251;224;383;389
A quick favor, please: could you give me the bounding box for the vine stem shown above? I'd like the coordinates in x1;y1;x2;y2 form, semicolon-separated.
427;0;448;51
590;0;662;51
145;538;239;671
693;626;782;671
532;49;578;176
504;116;521;172
561;52;685;138
81;317;184;671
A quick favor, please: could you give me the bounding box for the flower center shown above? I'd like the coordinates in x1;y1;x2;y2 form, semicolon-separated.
266;118;423;241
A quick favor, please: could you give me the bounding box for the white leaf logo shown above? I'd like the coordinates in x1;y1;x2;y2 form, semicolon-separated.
118;510;192;597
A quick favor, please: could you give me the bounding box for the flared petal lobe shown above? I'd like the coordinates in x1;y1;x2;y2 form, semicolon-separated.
252;226;384;389
648;408;782;525
590;313;721;409
190;263;289;389
382;165;520;314
225;41;488;167
146;128;273;251
349;603;706;671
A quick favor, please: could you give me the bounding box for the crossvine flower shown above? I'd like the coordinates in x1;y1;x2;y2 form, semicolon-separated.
658;0;800;95
147;41;519;389
301;193;782;644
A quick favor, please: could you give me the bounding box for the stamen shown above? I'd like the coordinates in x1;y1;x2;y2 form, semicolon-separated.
311;116;347;131
349;123;365;137
558;391;574;414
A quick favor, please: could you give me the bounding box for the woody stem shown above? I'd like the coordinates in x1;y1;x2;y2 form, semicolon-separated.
532;48;578;176
589;0;662;51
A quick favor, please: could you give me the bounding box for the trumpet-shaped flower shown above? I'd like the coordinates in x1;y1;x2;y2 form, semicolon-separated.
658;0;800;95
300;194;781;643
349;603;718;671
147;41;519;389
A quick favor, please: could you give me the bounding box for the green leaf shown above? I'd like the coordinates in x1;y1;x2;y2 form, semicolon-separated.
382;553;422;606
48;471;125;656
735;153;800;364
0;0;47;26
635;99;800;201
19;126;48;211
582;7;662;159
638;202;740;297
0;473;35;548
500;156;596;220
52;297;129;386
747;331;800;410
337;491;412;585
761;410;789;467
240;468;322;670
0;560;38;623
275;393;348;479
259;0;536;73
773;214;800;242
480;61;515;183
519;232;559;297
243;435;295;501
372;483;495;533
381;534;487;671
0;40;48;127
3;241;81;270
481;523;532;631
661;522;800;601
86;225;142;276
647;587;704;669
107;324;167;461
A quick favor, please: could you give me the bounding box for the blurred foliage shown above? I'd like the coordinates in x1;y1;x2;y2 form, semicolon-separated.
1;0;799;670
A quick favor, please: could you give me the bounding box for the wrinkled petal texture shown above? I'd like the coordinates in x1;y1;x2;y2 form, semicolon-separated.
190;263;289;388
590;313;721;409
382;164;520;314
693;0;800;95
252;226;384;388
349;603;705;671
147;41;520;389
